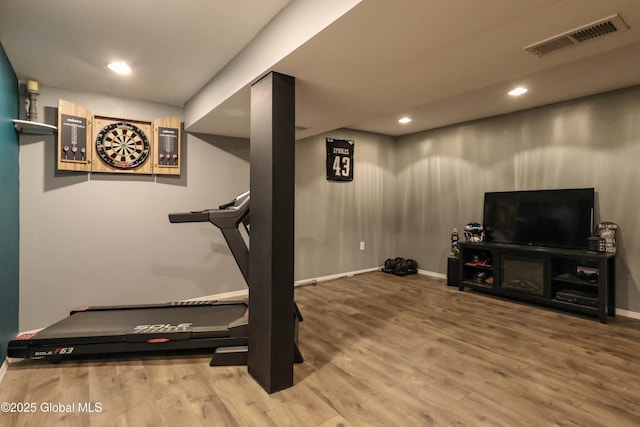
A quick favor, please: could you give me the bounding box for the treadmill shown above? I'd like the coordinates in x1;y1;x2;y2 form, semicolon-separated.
9;192;302;366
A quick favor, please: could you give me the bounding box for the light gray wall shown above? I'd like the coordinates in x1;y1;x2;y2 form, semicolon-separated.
295;129;396;280
19;87;249;331
395;85;640;312
20;84;640;331
18;89;394;331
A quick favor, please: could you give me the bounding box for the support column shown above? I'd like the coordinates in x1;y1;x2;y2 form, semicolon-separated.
248;71;295;393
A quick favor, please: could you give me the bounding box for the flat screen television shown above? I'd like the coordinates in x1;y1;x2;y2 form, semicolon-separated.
483;188;594;249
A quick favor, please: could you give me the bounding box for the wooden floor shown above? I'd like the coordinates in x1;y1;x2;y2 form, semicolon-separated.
2;272;640;426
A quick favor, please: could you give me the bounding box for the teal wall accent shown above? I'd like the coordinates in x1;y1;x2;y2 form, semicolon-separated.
0;42;19;361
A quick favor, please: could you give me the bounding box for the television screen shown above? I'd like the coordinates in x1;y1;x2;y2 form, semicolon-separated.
483;188;594;249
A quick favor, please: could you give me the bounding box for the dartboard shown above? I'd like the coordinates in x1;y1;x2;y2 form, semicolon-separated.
95;122;150;169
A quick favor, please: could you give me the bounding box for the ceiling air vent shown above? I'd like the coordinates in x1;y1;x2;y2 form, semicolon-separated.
524;14;628;57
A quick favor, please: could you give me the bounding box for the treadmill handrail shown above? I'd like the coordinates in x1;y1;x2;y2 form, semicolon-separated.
168;193;249;229
168;211;209;223
168;209;247;229
168;192;250;286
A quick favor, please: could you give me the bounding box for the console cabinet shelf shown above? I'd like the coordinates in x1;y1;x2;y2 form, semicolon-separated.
458;242;615;323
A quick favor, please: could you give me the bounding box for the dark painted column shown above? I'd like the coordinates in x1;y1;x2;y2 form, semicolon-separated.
248;71;295;393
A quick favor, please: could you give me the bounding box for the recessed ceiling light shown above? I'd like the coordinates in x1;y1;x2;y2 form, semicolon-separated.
398;117;412;124
107;61;132;75
508;87;528;96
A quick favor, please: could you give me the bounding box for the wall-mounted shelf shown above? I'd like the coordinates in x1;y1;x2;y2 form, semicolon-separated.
13;119;57;135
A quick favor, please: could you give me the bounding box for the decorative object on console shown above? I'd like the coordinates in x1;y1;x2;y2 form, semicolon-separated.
463;222;484;242
450;227;460;256
587;235;604;252
596;222;618;253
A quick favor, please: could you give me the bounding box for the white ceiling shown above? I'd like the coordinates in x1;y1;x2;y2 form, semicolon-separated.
0;0;292;105
2;0;640;139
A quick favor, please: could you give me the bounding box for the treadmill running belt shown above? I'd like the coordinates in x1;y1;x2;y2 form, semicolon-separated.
33;304;247;340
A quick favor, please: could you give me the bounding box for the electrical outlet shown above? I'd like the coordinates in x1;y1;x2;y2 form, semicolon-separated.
360;241;365;251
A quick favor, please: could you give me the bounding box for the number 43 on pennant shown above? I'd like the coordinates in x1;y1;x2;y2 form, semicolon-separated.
326;138;354;182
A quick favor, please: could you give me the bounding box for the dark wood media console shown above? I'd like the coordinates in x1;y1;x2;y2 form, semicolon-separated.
458;241;615;323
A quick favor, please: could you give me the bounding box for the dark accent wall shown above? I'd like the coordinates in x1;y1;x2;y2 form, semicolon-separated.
0;43;20;361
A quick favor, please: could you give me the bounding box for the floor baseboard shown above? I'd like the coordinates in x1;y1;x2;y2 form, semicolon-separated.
0;358;7;385
616;308;640;320
185;267;382;302
417;269;447;280
294;267;381;287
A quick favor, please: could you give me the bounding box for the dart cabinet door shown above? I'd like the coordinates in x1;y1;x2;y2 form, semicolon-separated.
57;100;93;172
91;116;153;175
152;117;181;176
